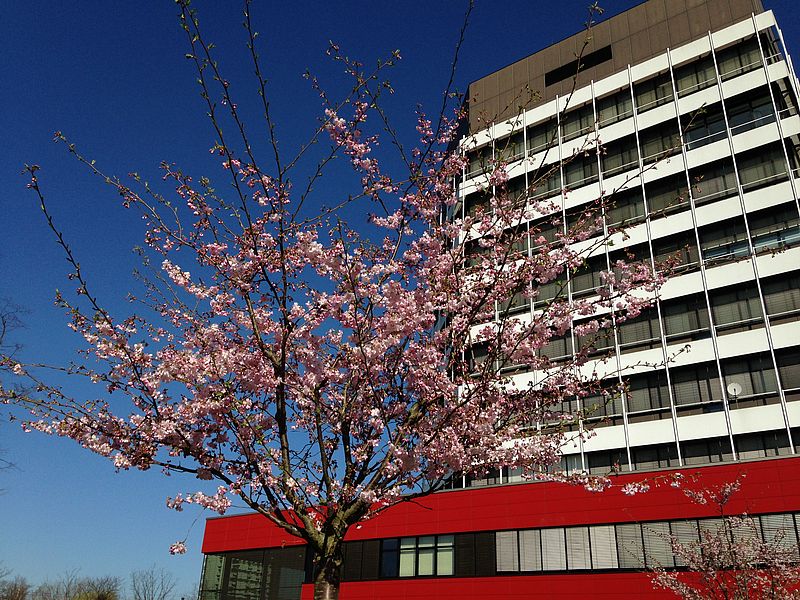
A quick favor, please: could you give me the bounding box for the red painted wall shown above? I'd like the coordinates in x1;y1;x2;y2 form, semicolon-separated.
203;457;800;554
298;573;681;599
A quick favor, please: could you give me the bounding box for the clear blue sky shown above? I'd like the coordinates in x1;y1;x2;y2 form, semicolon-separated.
1;0;798;595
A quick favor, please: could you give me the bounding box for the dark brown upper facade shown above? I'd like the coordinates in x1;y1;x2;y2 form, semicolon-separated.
466;0;764;131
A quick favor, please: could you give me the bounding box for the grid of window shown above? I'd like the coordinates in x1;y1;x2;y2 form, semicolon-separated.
199;548;307;600
379;535;455;578
452;24;800;488
495;512;800;573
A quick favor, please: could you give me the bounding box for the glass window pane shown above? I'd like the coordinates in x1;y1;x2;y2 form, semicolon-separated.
227;551;264;600
436;536;454;576
616;523;645;568
590;525;619;569
670;520;699;567
566;527;591;570
200;555;225;600
643;522;673;568
399;538;416;577
519;529;543;571
417;548;435;576
541;528;567;570
495;531;519;572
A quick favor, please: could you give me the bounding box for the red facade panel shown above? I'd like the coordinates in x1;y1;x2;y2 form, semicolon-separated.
203;457;800;553
300;573;678;599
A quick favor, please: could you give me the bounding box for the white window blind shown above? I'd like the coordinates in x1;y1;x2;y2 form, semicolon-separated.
590;525;619;569
495;531;519;572
519;529;542;571
643;522;673;568
616;523;645;568
541;528;567;570
565;527;591;570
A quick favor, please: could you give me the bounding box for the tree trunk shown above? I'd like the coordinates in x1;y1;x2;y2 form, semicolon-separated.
313;553;342;600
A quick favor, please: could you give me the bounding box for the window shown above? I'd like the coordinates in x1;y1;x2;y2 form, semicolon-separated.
760;514;800;556
626;371;670;414
200;555;225;600
519;529;543;571
597;89;633;127
710;283;763;331
616;307;661;352
466;341;490;373
635;72;673;112
682;103;726;150
496;131;525;163
496;531;519;572
386;535;455;578
464;238;491;269
529;167;562;200
727;88;774;134
690;159;737;205
343;540;381;581
527;119;557;154
504;175;528;208
464;190;491;218
530;214;562;247
722;353;778;403
681;436;733;465
565;204;603;241
643;522;673;568
777;350;800;393
605;188;646;226
482;511;800;578
640;122;680;163
381;539;400;577
466;146;492;177
674;55;716;97
545;45;612;87
652;233;700;272
499;284;531;316
582;386;624;420
539;332;573;361
738;144;788;191
201;548;307;600
749;204;800;254
602;136;639;177
700;217;750;264
671;362;721;407
587;448;628;475
632;444;678;471
590;526;619;569
670;521;699;567
571;254;606;297
736;430;791;460
226;551;264;600
717;38;763;80
467;468;500;487
646;174;689;215
566;527;591;570
763;272;800;320
564;152;599;187
562;103;595;141
541;528;567;570
574;319;614;357
616;523;645;568
662;294;710;341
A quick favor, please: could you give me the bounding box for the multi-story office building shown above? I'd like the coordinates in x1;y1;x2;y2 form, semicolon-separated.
198;1;800;598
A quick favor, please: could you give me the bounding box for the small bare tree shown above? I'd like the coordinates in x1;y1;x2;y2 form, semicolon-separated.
130;567;176;600
32;573;120;600
1;576;30;600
